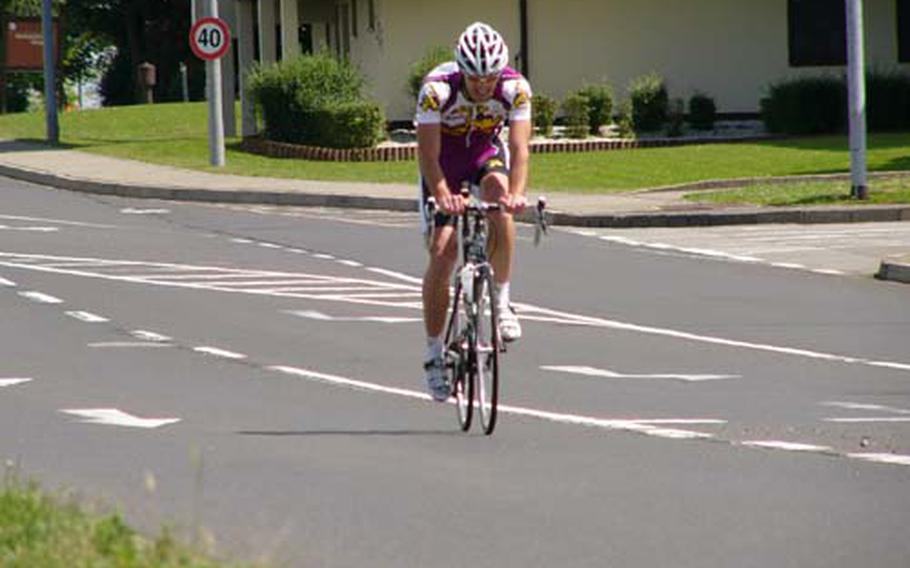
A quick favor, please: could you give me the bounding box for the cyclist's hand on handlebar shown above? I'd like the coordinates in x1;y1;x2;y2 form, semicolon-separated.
501;193;528;214
438;192;466;215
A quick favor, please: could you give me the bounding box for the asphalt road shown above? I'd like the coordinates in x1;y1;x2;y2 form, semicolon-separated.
2;176;909;568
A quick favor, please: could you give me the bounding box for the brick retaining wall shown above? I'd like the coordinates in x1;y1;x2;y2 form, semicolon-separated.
240;134;777;162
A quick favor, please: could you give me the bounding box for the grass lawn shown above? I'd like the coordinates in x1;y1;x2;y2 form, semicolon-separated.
685;175;910;206
1;102;908;196
0;476;251;567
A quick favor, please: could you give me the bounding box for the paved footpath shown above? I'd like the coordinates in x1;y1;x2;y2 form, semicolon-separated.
0;139;907;282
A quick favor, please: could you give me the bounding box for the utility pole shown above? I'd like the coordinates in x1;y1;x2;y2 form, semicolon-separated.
42;0;58;143
846;0;868;199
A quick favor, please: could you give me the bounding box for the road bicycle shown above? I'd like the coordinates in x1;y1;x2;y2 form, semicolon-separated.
426;187;547;435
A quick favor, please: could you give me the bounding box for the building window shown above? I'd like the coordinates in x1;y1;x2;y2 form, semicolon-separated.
899;0;910;62
788;0;847;66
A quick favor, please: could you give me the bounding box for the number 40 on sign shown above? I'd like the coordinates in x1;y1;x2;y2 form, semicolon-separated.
189;17;231;61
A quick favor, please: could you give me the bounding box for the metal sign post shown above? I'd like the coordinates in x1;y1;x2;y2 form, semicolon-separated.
846;0;868;200
189;3;231;167
41;0;58;143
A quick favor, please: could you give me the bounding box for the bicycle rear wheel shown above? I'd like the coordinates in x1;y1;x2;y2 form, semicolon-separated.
446;279;472;431
472;267;499;435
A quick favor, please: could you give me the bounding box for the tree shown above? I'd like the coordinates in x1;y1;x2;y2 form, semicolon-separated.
62;0;204;106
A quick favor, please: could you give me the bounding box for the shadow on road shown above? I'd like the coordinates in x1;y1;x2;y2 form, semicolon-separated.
237;429;464;437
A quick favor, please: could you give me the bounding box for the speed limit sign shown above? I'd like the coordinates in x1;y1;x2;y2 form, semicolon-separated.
189;17;231;61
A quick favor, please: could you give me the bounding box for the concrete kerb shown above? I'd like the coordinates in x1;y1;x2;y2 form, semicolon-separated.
2;159;910;228
876;254;910;284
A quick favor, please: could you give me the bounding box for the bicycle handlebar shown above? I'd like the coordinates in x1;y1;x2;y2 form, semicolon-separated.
425;195;548;249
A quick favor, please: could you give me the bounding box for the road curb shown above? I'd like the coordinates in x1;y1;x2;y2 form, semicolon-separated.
875;255;910;284
0;162;418;212
547;205;910;228
2;161;910;228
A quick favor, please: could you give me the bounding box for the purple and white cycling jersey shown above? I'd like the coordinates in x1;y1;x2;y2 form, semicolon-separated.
415;61;532;191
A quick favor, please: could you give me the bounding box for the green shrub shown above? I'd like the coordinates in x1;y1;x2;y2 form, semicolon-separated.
533;93;557;137
761;76;846;135
561;93;590;139
576;83;614;135
249;53;384;148
304;100;386;148
688;92;716;130
615;101;635;139
628;72;668;132
666;98;685;137
406;45;452;100
867;70;910;132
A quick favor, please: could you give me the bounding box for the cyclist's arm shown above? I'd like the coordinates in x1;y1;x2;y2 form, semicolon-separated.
508;119;531;204
417;123;448;200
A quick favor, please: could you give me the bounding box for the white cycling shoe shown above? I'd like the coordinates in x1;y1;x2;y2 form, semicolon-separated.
497;305;522;342
423;356;450;402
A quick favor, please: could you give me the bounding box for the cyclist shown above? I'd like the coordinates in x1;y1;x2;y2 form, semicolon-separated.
415;22;532;401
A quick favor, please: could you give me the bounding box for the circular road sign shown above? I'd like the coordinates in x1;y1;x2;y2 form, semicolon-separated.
189;17;231;61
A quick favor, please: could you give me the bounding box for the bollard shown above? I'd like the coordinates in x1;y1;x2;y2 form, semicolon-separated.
136;62;156;104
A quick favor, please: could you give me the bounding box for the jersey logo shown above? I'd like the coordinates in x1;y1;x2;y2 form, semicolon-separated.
419;86;441;112
513;86;531;110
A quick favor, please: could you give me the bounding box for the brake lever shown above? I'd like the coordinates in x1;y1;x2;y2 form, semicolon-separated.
533;196;548;247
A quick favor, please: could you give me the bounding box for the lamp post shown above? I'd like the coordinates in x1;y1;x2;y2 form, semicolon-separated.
846;0;868;200
41;0;58;143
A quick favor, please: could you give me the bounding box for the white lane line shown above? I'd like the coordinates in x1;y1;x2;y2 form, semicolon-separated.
519;304;910;373
193;346;247;360
741;441;833;453
60;408;180;429
313;254;335;260
811;269;846;275
89;342;170;348
0;276;15;286
771;262;806;269
130;330;172;342
257;242;283;249
231;238;253;244
0;225;59;232
18;291;63;304
824;417;910;423
337;260;363;267
846;453;910;466
287;310;422;323
0;378;32;387
267;365;715;440
65;311;109;323
542;365;739;382
0;214;116;228
366;267;424;285
822;401;910;415
120;208;171;215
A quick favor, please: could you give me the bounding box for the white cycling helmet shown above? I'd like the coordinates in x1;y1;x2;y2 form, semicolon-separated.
455;22;509;77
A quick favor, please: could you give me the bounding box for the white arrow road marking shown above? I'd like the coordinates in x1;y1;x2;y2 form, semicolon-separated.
61;408;180;429
287;310;421;324
0;378;32;387
18;291;63;304
542;365;739;382
65;311;109;323
0;276;15;286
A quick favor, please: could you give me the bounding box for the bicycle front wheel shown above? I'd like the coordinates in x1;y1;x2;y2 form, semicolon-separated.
472;267;499;435
446;279;472;431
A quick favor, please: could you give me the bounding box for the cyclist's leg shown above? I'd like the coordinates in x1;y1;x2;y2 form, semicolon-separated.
421;179;459;399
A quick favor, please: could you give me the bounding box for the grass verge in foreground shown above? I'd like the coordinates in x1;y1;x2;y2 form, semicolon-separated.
684;176;910;206
0;476;252;568
0;102;908;192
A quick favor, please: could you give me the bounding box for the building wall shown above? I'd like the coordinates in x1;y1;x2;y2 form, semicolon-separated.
309;0;909;121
